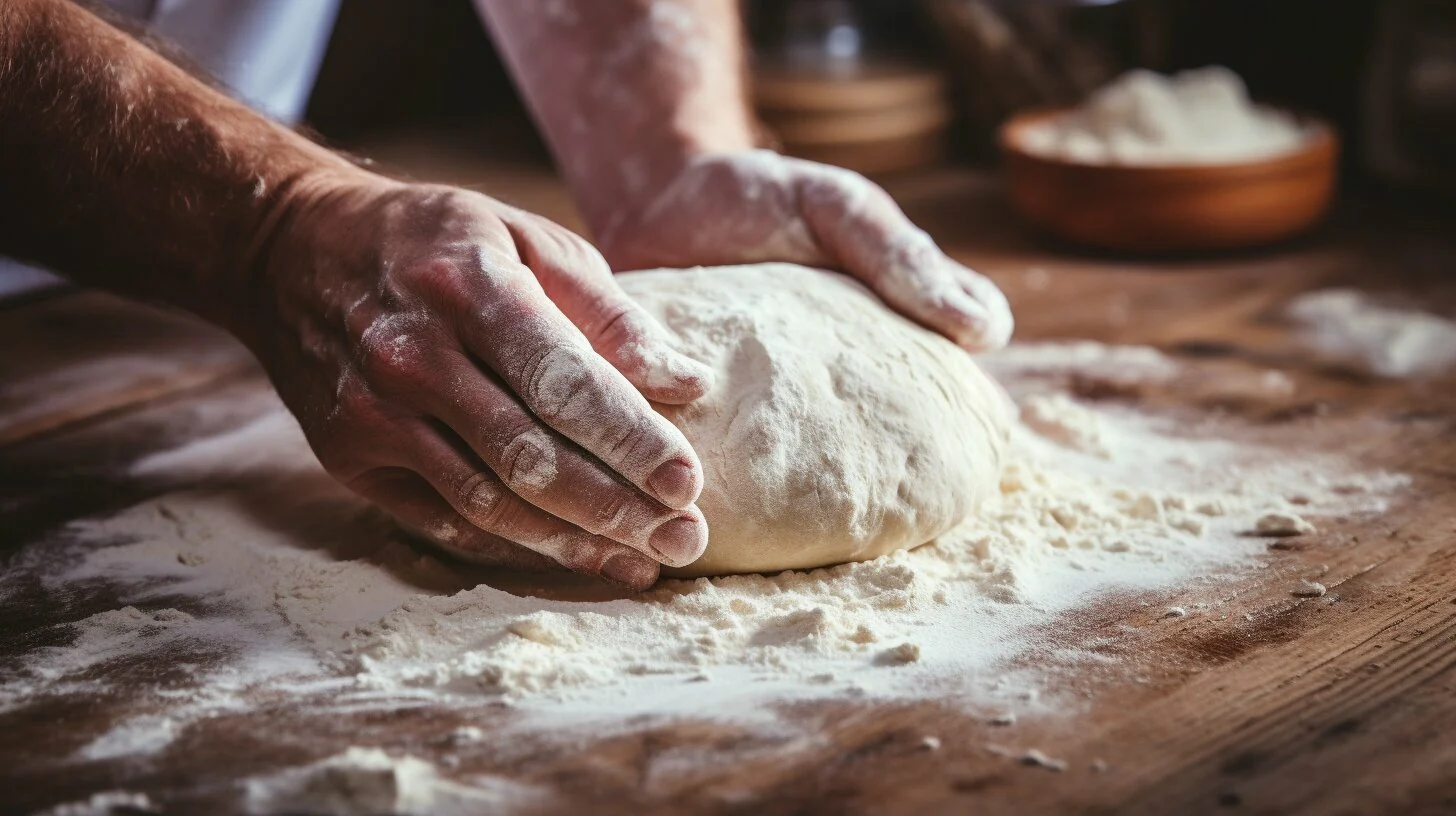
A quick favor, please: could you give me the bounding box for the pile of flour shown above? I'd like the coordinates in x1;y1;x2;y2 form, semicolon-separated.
2;341;1409;811
1018;67;1310;165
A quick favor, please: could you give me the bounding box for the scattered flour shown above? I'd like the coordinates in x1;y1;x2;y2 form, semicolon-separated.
1286;288;1456;378
1292;579;1328;599
1019;748;1069;772
979;340;1179;387
78;714;180;761
4;340;1409;809
1018;393;1110;457
34;791;156;816
1019;67;1310;166
1255;510;1316;537
245;747;541;816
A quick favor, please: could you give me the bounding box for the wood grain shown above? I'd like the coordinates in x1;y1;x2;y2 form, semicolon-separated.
0;291;253;447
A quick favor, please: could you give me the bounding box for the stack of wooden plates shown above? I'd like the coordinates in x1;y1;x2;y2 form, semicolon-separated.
753;60;951;175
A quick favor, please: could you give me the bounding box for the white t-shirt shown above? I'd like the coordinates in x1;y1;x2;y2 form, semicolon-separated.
1;0;341;296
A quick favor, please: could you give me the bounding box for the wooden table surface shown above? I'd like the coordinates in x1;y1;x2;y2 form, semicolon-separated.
3;133;1455;815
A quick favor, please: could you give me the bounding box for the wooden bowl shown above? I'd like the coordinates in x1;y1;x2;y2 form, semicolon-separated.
999;109;1339;253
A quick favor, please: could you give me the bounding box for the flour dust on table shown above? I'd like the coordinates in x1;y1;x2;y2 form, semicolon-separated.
0;334;1408;812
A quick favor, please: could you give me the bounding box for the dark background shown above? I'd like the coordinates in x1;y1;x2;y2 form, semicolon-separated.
304;0;1381;171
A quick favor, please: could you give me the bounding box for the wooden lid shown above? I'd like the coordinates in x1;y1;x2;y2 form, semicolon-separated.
762;98;951;146
753;60;947;114
785;129;947;176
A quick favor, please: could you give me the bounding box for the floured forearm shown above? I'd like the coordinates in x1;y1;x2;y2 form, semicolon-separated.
0;0;354;333
475;0;759;239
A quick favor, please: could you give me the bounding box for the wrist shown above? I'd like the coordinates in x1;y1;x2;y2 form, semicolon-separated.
575;128;761;250
224;163;392;356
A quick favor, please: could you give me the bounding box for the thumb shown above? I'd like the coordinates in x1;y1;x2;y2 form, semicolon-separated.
499;208;715;404
794;163;1014;351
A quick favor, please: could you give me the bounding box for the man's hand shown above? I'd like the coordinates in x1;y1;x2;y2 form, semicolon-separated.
0;0;712;589
596;151;1014;352
477;0;1014;353
249;173;716;588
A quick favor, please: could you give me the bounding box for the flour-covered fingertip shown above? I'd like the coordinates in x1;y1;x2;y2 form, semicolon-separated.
666;352;715;397
647;457;702;509
646;511;708;567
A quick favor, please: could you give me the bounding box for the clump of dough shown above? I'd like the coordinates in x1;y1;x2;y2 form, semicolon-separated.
620;264;1011;577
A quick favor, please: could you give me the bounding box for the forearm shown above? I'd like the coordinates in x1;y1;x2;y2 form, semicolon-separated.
0;0;357;335
476;0;758;241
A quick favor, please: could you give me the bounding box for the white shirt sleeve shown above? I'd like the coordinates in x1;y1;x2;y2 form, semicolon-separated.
134;0;342;124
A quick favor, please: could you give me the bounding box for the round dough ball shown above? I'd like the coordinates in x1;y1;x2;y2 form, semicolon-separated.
620;263;1011;578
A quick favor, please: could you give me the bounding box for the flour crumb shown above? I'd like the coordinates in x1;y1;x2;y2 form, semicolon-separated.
1255;511;1316;537
1020;748;1069;772
1292;580;1328;598
1164;607;1188;619
988;712;1018;726
35;791;156;816
1090;758;1109;773
877;642;922;666
920;735;942;751
448;726;484;745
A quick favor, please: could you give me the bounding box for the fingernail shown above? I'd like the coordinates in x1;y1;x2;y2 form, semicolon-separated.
647;513;707;567
601;551;658;589
648;458;700;508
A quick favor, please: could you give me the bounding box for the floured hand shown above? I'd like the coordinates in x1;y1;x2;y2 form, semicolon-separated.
596;150;1014;352
244;172;716;589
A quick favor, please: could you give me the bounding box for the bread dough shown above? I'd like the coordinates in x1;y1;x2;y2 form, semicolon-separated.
620;264;1011;578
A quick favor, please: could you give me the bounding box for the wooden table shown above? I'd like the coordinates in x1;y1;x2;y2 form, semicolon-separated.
3;134;1455;815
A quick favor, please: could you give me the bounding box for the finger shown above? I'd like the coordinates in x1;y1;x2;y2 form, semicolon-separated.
495;207;714;405
405;346;707;567
350;465;562;573
795;164;1015;351
349;288;706;565
399;425;663;589
453;253;706;512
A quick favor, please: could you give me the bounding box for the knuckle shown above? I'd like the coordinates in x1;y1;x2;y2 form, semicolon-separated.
604;420;654;468
587;491;637;537
593;302;642;358
522;213;610;274
456;470;510;531
553;538;612;575
521;343;597;424
395;257;475;306
496;426;558;492
322;373;389;438
563;232;612;276
356;325;430;394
